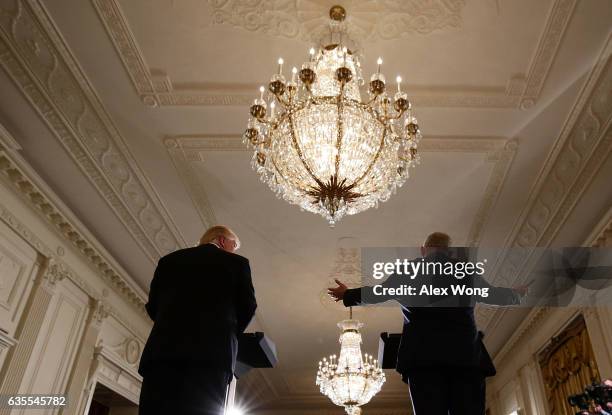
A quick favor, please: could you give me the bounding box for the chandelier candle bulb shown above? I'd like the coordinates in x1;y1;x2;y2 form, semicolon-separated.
377;57;382;72
277;57;284;74
396;76;402;92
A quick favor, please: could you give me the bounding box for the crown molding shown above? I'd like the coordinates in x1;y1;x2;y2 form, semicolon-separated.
585;205;612;248
476;34;612;332
0;201;148;340
0;123;21;151
92;0;575;109
0;133;148;321
492;208;612;368
209;0;466;40
0;329;17;349
467;139;518;246
0;0;187;263
163;137;217;228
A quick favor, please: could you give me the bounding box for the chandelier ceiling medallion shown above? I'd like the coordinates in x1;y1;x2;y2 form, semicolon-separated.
316;312;386;415
244;5;422;226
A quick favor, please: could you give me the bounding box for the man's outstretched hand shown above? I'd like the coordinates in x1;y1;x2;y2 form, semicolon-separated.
328;279;348;302
512;279;534;297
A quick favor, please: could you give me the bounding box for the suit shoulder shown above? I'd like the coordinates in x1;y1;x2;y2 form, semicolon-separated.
219;250;249;265
159;246;199;263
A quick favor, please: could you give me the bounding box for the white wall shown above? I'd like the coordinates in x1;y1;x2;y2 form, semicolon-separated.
0;134;152;414
486;215;612;415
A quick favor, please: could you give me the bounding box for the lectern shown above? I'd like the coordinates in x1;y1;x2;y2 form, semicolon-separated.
224;332;277;414
378;332;401;369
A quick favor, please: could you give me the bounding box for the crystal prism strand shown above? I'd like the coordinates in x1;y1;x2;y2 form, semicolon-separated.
293;103;337;180
336;320;364;373
335;320;364;405
271;120;315;192
337;106;382;182
311;46;361;101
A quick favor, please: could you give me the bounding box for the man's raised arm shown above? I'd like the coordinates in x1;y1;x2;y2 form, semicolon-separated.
328;274;403;307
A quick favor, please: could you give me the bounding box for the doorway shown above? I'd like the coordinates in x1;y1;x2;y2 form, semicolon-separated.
87;383;138;415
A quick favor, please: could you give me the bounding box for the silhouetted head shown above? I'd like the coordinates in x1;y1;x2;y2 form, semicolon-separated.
421;232;451;257
199;225;240;253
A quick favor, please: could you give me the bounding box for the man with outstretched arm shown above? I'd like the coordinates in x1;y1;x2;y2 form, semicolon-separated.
328;232;529;415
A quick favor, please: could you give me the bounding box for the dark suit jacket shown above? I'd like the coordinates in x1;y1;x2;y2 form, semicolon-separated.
343;251;520;379
138;244;257;377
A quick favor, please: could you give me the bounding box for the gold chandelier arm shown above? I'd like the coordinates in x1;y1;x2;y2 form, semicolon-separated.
381;98;389;119
364;95;378;106
358;374;369;403
388;108;407;120
249;138;268;146
352;126;387;187
257;118;276;126
270;153;292;185
274;95;290;108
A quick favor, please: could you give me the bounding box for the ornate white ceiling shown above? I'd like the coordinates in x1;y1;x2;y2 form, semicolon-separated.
92;0;576;109
208;0;467;40
0;0;611;413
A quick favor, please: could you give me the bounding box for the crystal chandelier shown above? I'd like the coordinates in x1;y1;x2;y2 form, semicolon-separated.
316;313;386;415
244;5;421;226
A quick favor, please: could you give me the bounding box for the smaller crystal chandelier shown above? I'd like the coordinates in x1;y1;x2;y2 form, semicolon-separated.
316;310;386;415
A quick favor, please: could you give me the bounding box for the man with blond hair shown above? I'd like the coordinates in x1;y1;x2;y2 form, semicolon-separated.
139;225;257;415
329;232;529;415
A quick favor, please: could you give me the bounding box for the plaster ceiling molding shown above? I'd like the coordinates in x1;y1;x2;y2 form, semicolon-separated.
151;92;526;109
0;0;187;263
0;123;21;150
164;135;516;247
0;140;149;319
520;0;577;109
467;139;518;246
163;137;217;229
319;238;368;312
475;34;612;332
92;0;574;109
588;207;612;248
208;0;466;41
493;207;612;367
492;306;552;369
